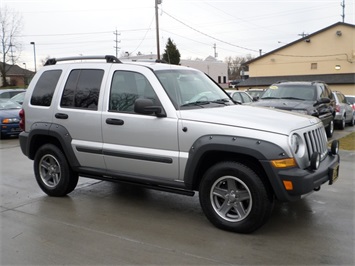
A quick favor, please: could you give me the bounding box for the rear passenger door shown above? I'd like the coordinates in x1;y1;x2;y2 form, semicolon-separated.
101;65;180;181
55;66;110;170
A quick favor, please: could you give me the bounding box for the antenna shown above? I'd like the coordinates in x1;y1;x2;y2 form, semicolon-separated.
341;0;345;22
113;29;121;58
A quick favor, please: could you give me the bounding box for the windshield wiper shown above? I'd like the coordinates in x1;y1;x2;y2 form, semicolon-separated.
211;98;231;105
180;101;211;107
280;97;305;100
260;97;280;99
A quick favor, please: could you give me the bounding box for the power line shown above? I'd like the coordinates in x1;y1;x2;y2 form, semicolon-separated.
162;10;259;53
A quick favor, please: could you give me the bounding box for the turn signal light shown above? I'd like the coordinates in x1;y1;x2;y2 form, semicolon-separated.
283;180;293;190
271;158;297;168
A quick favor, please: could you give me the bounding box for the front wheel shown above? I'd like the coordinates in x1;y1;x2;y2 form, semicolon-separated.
34;144;78;197
199;161;273;233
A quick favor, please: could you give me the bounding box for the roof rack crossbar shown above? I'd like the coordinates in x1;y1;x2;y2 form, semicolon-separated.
44;55;121;66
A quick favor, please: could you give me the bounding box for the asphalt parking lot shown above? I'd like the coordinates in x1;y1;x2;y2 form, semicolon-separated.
1;127;354;265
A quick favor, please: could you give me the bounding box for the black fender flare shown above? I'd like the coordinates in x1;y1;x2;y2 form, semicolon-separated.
183;135;289;189
26;122;80;168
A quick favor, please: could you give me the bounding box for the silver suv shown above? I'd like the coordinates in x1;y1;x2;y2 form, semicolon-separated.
332;91;354;129
19;55;340;233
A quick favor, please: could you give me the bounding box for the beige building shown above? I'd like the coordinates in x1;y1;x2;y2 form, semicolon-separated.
238;22;355;95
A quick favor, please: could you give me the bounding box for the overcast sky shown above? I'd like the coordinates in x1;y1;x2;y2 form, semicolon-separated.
2;0;354;71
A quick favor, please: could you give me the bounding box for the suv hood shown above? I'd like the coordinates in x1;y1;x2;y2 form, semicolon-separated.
252;99;313;111
180;105;319;135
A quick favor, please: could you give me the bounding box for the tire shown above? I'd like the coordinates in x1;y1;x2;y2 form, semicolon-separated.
34;144;78;197
325;120;334;138
338;116;346;130
199;161;274;234
348;115;354;126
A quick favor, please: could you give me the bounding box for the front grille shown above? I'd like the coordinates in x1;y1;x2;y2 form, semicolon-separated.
303;126;328;161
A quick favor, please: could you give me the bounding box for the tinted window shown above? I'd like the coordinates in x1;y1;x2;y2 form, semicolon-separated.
30;70;62;106
61;69;104;110
109;71;159;113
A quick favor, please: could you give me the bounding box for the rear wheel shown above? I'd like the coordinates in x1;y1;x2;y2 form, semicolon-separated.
199;161;273;233
325;120;334;138
34;144;78;196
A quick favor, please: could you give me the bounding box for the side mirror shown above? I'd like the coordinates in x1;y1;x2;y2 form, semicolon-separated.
314;97;330;106
134;98;166;117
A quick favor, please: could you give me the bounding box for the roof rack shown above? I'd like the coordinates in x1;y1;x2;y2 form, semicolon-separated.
44;55;122;66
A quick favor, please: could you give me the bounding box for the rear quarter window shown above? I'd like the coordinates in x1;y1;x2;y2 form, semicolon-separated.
30;70;62;106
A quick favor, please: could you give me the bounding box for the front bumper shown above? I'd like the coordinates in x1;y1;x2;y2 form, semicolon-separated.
262;151;340;202
1;124;22;137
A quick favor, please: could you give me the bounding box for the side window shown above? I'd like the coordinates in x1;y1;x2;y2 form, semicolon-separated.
109;71;159;114
232;92;242;102
30;70;62;106
338;93;346;103
61;69;104;110
241;92;252;103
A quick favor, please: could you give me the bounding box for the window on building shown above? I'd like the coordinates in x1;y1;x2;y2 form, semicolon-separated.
218;76;221;83
311;63;317;70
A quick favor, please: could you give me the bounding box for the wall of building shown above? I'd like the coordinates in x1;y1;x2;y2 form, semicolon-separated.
180;59;229;87
249;24;354;77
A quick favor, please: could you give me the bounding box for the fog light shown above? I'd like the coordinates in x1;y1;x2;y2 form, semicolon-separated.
331;140;339;155
310;152;320;170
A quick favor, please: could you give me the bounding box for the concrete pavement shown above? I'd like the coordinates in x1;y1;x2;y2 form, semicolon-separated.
1;127;354;265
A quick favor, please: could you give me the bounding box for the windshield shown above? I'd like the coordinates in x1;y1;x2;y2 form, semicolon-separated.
261;84;316;101
155;69;233;109
0;99;21;110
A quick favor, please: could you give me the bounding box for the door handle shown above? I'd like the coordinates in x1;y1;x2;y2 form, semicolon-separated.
106;118;124;125
55;113;68;119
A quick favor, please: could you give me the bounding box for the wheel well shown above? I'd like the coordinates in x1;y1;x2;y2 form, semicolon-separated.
28;135;63;160
191;151;272;194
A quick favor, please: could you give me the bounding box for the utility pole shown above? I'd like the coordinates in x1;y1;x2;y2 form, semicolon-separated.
113;29;121;58
9;42;15;64
155;0;162;60
341;0;345;22
213;43;218;58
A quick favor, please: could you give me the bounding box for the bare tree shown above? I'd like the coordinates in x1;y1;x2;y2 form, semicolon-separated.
0;5;23;87
225;55;254;80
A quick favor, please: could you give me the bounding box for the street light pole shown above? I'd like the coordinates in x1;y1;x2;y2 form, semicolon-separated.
23;63;27;85
155;0;162;61
30;42;37;72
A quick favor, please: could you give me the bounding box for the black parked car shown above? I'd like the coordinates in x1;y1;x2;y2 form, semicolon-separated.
251;81;335;137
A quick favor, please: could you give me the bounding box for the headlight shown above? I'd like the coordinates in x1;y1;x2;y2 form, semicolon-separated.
2;118;20;124
290;134;305;157
291;110;308;115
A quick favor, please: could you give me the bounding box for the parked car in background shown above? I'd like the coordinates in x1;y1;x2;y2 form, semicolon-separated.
332;91;354;129
0;88;26;99
11;91;26;105
0;99;22;139
250;81;335;137
345;95;355;111
226;90;255;104
245;88;266;99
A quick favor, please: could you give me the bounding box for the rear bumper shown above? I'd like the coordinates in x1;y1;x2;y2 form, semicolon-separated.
263;152;340;202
